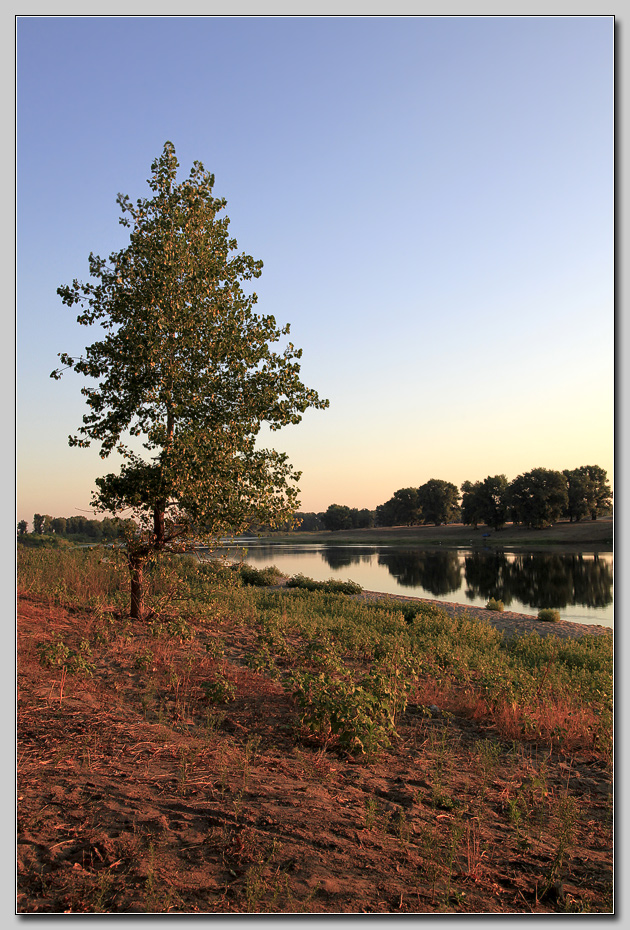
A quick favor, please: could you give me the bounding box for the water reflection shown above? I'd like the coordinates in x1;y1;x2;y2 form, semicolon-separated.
376;550;462;597
317;547;612;610
464;551;613;610
215;543;613;624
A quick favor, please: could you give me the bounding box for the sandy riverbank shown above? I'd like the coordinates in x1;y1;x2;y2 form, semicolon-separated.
350;589;612;642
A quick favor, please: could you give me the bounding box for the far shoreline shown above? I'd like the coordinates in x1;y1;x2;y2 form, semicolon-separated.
231;516;613;552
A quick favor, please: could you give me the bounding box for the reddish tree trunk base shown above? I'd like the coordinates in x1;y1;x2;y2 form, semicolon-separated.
129;557;145;621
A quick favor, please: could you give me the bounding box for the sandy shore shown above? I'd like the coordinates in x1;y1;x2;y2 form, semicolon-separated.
352;589;612;642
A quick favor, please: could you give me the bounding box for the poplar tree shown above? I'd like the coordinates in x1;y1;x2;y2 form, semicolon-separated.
53;142;328;618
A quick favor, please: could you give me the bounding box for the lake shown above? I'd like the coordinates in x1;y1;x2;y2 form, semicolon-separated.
212;542;613;629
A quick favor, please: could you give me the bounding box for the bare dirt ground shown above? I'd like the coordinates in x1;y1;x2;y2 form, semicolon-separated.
16;593;613;914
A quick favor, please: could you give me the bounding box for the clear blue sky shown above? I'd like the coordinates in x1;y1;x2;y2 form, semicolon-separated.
16;15;614;524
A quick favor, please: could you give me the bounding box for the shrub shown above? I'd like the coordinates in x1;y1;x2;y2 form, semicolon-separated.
538;608;561;623
289;670;392;755
202;677;236;704
196;558;242;587
485;598;504;612
38;636;95;677
286;573;362;595
239;564;285;587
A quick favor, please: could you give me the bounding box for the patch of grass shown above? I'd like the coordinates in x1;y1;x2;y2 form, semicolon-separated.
485;598;504;612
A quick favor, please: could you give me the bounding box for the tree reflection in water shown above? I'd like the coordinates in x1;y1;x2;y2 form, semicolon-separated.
320;548;364;570
307;547;611;610
377;550;462;597
464;551;613;610
217;543;612;617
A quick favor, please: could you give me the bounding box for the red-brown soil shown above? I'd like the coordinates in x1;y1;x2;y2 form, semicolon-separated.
16;593;613;914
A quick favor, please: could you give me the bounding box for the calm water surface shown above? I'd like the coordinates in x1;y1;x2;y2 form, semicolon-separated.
214;542;613;629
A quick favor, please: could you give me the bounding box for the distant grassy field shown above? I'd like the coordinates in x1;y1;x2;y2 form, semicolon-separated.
261;518;613;550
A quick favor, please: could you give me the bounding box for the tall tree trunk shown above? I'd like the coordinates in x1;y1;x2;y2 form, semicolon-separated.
129;554;145;621
154;504;165;548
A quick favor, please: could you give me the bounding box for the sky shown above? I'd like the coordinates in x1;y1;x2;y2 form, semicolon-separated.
16;14;614;526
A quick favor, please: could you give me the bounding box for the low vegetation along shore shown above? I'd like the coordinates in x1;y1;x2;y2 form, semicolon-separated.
17;548;613;913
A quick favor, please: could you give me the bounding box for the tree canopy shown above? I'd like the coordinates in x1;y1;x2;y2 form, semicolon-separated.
416;479;460;526
563;465;612;522
506;468;568;528
375;488;420;527
321;504;374;531
53;142;328;616
461;475;509;530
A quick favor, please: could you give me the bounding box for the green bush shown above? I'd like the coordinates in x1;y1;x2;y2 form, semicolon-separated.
289;670;392;755
286;573;362;595
537;608;561;623
196;558;242;587
38;636;95;677
239;564;285;587
485;598;504;612
202;677;236;704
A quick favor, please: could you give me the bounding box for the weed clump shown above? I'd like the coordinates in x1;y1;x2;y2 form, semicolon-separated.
538;608;561;623
485;598;504;612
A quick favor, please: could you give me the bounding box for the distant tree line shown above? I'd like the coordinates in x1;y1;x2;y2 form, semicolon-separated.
291;465;611;533
17;465;612;541
284;507;375;533
17;514;137;542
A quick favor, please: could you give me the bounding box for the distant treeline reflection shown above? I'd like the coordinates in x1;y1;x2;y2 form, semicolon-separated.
316;548;612;610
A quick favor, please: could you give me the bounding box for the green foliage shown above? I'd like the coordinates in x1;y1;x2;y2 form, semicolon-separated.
52;141;328;617
202;677;236;704
289;670;395;755
507;468;568;528
17;534;71;549
485;598;504;612
506;632;612;708
321;504;374;531
417;478;461;526
538;608;561;623
27;514;132;543
17;546;129;609
461;475;509;530
32;513;48;535
376;487;420;527
293;512;324;532
285;574;362;595
239;563;285;587
376;480;460;527
374;465;610;534
196;558;243;588
38;636;95;677
563;465;612;522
